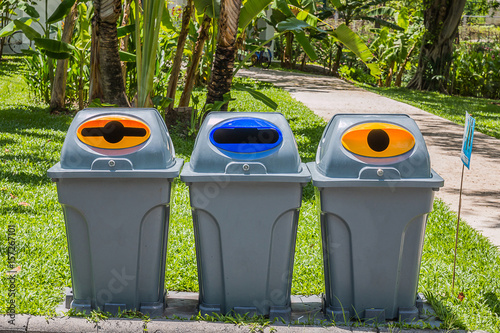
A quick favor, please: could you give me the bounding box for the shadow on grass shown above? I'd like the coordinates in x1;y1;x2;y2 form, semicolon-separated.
0;154;58;186
0;57;25;77
0;106;72;134
0;137;15;146
483;292;500;317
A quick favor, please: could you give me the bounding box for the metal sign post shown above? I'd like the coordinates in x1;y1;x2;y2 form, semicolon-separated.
452;112;475;292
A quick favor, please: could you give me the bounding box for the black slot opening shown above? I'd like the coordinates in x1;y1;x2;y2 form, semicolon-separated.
367;129;390;152
81;121;147;144
212;128;280;144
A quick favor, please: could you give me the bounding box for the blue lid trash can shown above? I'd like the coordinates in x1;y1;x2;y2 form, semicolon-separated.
181;112;310;320
307;114;444;323
48;108;183;316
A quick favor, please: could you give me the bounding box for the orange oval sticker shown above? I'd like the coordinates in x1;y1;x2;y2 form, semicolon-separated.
342;122;415;158
77;116;151;149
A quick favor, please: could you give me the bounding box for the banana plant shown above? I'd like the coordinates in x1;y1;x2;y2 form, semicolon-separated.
72;2;92;109
326;0;396;76
0;0;77;59
135;0;173;108
369;7;423;86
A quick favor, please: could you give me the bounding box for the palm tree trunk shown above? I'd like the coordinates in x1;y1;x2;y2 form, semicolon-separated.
166;0;193;113
89;0;130;106
205;0;242;110
179;14;211;108
50;2;79;112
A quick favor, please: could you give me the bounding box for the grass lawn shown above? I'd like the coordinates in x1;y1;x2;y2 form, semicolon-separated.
1;58;500;331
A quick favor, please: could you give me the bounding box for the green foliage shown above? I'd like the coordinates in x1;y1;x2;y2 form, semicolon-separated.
239;0;273;30
47;0;77;24
450;43;500;100
135;0;166;107
22;51;51;103
464;0;500;16
18;1;92;107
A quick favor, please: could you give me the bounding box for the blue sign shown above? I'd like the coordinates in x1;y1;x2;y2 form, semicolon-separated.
461;112;475;169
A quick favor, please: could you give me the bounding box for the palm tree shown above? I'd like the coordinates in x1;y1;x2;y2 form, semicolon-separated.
205;0;242;110
89;0;130;106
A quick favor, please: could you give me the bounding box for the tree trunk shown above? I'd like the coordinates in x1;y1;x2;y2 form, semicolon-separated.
395;43;417;87
332;43;343;77
89;0;130;106
166;0;193;114
385;60;395;87
283;32;293;69
179;14;211;108
120;0;132;82
0;38;5;61
407;0;466;92
205;0;242;110
50;3;79;112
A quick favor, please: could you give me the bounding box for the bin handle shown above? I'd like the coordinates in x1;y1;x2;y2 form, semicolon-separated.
225;162;267;175
359;167;401;180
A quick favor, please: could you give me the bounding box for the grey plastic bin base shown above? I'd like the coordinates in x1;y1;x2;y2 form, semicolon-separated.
317;185;437;320
54;177;174;316
186;180;305;319
199;303;291;321
324;304;418;323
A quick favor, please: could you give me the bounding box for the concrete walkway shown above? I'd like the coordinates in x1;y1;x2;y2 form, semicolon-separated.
238;67;500;247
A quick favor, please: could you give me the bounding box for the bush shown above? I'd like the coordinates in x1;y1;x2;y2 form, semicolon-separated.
450;42;500;99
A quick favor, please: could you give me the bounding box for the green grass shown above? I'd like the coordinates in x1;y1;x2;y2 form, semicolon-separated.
357;85;500;139
1;58;500;331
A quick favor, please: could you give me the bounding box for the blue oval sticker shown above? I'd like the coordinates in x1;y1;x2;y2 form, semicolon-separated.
210;118;283;154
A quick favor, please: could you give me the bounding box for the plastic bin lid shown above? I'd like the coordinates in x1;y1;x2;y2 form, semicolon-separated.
47;108;182;179
181;112;310;183
309;114;444;188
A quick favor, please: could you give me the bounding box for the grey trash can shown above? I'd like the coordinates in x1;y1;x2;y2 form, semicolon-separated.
180;112;310;320
47;108;183;316
307;114;444;322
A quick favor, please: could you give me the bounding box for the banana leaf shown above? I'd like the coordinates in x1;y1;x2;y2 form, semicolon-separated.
233;83;278;110
47;0;77;24
119;50;136;62
14;19;41;40
331;24;380;77
34;38;75;53
41;50;72;59
239;0;273;30
117;24;135;38
18;1;40;19
194;0;220;18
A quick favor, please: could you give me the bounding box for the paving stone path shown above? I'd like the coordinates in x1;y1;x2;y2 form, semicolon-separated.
238;67;500;247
